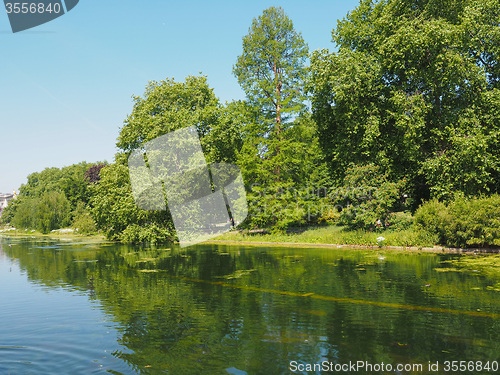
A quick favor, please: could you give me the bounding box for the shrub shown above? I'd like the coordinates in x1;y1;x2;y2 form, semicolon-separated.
244;182;317;232
415;195;500;248
121;223;173;244
446;195;500;248
414;199;451;243
72;201;97;235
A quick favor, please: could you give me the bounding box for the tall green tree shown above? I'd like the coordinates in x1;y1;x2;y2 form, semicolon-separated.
310;0;500;205
116;75;241;164
233;6;309;179
95;76;243;241
232;7;333;230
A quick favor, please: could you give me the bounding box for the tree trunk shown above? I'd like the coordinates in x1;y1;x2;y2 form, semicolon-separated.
274;61;282;179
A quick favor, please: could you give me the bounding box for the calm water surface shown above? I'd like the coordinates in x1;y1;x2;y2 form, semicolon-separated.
0;236;499;374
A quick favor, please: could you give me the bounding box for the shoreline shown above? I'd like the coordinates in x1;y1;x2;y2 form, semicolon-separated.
2;230;499;255
205;240;500;254
0;230;106;241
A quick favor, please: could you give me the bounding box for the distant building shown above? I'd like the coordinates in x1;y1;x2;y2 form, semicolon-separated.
0;192;16;216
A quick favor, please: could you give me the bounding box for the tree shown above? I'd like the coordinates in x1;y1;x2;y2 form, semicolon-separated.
108;76;244;242
310;0;500;205
84;163;107;184
72;201;97;235
331;164;405;230
11;191;71;233
116;75;241;164
233;6;309;179
4;162;102;230
89;164;133;239
36;191;71;234
16;162;95;211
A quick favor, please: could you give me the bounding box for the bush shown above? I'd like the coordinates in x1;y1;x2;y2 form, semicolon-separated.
121;223;173;244
244;182;320;232
447;195;500;248
413;199;451;243
72;201;97;235
415;195;500;248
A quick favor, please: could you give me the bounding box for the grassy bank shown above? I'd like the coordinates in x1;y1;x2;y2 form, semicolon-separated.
216;225;440;248
0;227;105;241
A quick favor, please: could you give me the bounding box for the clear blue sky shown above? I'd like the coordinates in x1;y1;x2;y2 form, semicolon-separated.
0;0;359;193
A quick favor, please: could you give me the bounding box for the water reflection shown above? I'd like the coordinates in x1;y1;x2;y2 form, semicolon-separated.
0;237;499;374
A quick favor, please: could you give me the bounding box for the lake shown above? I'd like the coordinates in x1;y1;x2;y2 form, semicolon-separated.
0;237;499;374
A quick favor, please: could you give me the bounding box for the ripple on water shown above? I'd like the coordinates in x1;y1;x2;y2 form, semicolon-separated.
0;344;130;374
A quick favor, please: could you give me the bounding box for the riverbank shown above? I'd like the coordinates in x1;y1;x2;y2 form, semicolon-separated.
211;225;500;254
2;224;499;254
0;227;106;241
216;225;440;247
3;225;499;277
207;240;500;254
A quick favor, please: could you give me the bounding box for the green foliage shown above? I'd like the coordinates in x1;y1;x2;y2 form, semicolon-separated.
89;163;174;243
9;196;38;229
310;0;500;205
245;182;320;232
413;199;452;244
233;6;308;124
36;191;72;234
11;191;71;234
332;164;405;230
202;100;244;164
89;163;143;240
120;223;172;245
234;6;311;187
111;75;246;242
5;161;106;232
385;211;414;232
415;195;500;248
18;162;96;211
116;75;241;164
239;114;332;231
72;201;97;235
0;197;18;224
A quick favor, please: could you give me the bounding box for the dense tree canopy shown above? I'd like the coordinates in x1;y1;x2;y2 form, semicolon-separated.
1;162;103;231
116;75;242;164
92;76;246;241
310;0;500;205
